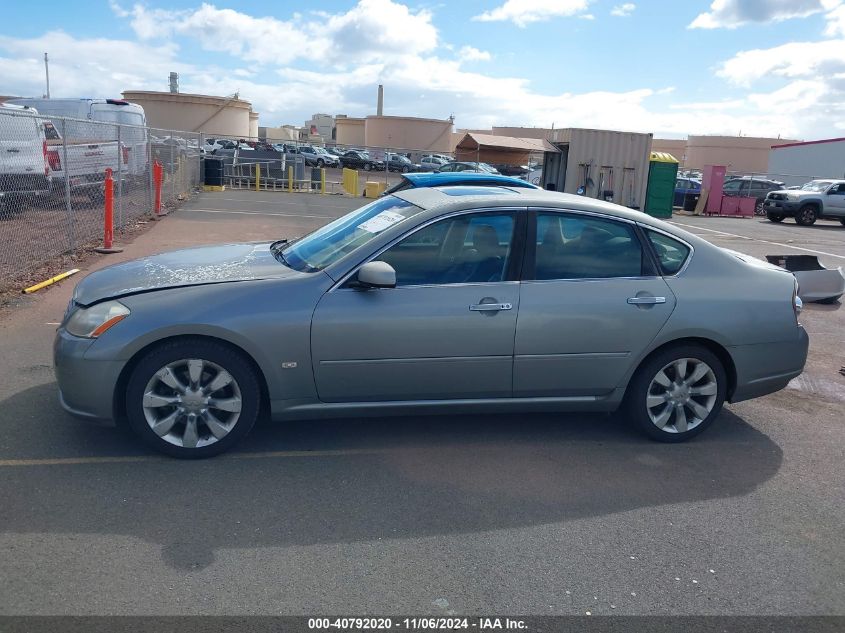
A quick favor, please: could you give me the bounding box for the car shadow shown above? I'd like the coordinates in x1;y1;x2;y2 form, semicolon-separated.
0;382;783;571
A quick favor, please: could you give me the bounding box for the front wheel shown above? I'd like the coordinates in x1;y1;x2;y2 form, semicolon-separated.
125;338;261;458
795;204;818;226
316;159;324;168
364;163;372;171
767;212;784;223
625;345;726;442
401;165;409;173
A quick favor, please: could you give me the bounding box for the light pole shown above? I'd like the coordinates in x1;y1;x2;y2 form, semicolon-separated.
44;53;50;98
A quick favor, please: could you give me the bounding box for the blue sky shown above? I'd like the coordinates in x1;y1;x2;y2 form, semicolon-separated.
2;0;844;139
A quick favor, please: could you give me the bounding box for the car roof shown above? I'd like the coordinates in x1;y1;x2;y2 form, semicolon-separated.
402;172;540;189
392;186;678;229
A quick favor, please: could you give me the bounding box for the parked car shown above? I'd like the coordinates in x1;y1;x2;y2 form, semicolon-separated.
326;147;345;157
383;172;541;196
338;150;383;171
437;161;501;174
299;146;339;168
0;103;51;214
763;179;845;226
384;152;419;173
55;187;808;458
674;177;702;210
722;177;785;214
494;164;530;177
419;156;447;171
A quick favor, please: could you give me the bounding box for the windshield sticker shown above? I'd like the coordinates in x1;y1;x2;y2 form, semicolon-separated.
357;210;405;233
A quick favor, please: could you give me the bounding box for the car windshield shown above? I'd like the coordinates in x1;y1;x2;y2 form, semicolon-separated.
279;196;423;272
801;180;833;191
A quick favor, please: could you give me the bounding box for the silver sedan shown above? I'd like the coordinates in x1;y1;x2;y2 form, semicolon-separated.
54;187;809;458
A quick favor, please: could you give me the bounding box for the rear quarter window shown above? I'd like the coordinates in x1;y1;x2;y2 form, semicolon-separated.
646;230;691;275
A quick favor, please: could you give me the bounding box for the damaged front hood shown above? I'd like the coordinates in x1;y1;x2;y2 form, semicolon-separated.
73;242;296;306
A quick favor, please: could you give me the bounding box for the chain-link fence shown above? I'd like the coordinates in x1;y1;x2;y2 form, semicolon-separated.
0;108;201;292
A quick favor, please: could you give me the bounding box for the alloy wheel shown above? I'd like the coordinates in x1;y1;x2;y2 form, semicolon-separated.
142;358;242;449
646;358;718;434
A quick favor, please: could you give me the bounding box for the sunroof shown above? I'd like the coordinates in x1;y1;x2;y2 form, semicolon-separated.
437;186;517;197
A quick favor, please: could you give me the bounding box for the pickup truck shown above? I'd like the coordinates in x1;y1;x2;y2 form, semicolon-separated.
43;120;127;201
764;179;845;226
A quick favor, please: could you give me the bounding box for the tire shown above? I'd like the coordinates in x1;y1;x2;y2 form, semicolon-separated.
767;212;784;223
401;165;409;173
125;338;261;458
625;344;727;443
317;159;324;168
839;218;845;226
364;163;372;171
795;204;818;226
755;200;765;216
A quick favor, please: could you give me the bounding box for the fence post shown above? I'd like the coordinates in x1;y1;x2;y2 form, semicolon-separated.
288;166;293;193
321;167;326;194
148;131;154;214
116;124;123;231
153;161;163;216
255;163;261;191
60;119;74;251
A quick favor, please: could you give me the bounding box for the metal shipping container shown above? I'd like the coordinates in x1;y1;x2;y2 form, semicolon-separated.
541;128;653;210
768;138;845;187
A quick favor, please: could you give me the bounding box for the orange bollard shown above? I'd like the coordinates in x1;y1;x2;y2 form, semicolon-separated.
103;168;114;248
95;168;122;253
153;160;163;215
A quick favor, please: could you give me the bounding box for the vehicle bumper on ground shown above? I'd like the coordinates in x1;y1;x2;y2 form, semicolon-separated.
729;327;809;402
53;328;123;423
763;200;801;216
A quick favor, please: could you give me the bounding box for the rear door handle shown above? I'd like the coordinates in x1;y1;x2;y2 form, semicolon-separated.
627;296;666;305
470;302;513;311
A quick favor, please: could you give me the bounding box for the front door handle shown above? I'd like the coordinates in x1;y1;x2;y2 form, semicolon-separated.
627;296;666;305
470;302;513;311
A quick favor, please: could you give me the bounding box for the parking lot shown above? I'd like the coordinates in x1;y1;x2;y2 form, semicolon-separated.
0;191;842;616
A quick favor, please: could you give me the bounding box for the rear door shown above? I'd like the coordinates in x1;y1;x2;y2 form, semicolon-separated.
514;210;676;397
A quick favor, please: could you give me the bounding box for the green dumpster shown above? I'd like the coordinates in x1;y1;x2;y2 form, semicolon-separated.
644;151;679;218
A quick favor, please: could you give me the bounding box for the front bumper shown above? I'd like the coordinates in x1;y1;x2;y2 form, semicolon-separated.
763;199;801;215
729;327;809;402
53;328;124;423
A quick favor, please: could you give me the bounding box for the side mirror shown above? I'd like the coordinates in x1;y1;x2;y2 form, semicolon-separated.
354;261;396;289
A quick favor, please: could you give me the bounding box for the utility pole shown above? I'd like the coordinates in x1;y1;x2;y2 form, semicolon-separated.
44;53;50;98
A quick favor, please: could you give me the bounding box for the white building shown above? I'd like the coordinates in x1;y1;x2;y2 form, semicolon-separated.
768;137;845;186
305;113;334;140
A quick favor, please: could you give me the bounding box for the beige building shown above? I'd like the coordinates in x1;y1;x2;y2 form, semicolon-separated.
336;114;453;151
259;125;300;142
651;135;801;172
121;90;257;137
650;138;687;163
335;116;366;146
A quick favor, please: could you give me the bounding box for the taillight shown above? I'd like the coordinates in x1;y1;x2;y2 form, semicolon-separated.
122;146;129;164
46;149;61;171
792;277;802;323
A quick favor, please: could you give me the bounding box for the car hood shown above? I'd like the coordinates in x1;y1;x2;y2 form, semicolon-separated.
73;242;295;306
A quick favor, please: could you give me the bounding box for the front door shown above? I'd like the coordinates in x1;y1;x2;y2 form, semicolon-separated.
825;183;845;217
311;210;523;402
514;210;677;397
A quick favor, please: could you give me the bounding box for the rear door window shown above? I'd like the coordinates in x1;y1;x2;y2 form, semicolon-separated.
646;230;691;275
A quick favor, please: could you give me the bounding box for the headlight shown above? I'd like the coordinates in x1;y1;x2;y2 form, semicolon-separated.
65;300;130;338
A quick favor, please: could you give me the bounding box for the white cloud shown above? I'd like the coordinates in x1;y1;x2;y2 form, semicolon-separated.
115;0;437;65
690;0;840;29
824;3;845;34
611;4;636;17
717;39;845;85
458;46;491;61
472;0;592;27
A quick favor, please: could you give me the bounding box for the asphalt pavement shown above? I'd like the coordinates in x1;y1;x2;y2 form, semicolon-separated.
0;194;842;616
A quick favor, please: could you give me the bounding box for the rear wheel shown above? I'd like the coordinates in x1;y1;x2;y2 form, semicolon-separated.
401;165;409;173
795;204;818;226
125;338;261;458
364;163;372;171
755;200;765;215
626;345;726;442
767;212;784;223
